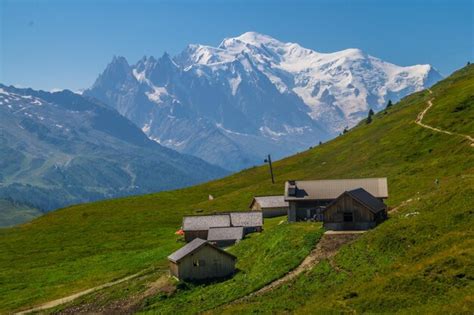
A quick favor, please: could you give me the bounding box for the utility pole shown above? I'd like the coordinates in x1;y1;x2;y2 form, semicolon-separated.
264;154;275;184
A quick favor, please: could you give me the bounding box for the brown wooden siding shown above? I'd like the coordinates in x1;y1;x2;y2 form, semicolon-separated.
169;261;179;278
323;194;385;230
324;195;373;222
263;207;288;218
250;203;262;210
176;245;235;281
184;230;208;242
251;203;287;218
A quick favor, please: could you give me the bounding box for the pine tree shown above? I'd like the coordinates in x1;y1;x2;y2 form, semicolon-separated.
386;99;393;109
343;127;348;134
369;109;374;116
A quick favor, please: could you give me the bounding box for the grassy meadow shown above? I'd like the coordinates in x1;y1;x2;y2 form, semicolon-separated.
0;65;473;313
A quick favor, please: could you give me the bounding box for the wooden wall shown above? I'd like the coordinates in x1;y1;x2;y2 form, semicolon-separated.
251;203;288;218
324;194;374;223
323;194;385;230
176;245;235;281
169;261;179;278
262;207;288;218
184;230;208;242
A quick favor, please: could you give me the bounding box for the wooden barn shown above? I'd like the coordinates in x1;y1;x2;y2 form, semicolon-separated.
207;226;244;247
182;215;231;242
323;188;388;230
168;238;237;281
229;211;263;234
249;196;289;218
285;178;388;222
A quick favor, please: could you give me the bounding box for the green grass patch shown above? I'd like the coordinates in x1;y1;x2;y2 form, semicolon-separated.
422;65;474;136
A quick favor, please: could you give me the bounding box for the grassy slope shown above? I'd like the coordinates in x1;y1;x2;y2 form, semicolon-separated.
0;65;473;313
45;218;323;314
141;219;322;314
422;66;474;135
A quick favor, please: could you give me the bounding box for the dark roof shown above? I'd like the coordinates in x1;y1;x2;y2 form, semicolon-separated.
325;188;386;213
346;188;386;213
229;211;263;227
284;178;388;201
250;196;289;209
207;226;244;241
167;238;236;263
182;214;231;231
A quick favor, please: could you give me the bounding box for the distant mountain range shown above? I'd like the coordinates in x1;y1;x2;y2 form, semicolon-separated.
85;32;442;170
0;84;226;225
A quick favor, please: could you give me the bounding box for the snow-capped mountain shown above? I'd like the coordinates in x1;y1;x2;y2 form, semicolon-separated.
85;32;442;170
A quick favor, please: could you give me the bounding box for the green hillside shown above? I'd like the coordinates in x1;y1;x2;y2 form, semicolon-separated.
1;65;473;314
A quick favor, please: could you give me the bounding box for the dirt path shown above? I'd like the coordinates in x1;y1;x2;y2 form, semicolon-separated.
54;274;174;315
415;89;474;147
232;232;361;303
15;271;147;315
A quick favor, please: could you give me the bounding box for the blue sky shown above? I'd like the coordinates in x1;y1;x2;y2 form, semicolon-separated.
1;0;472;91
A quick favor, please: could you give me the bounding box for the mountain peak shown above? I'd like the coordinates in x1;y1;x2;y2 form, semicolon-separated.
104;55;131;76
110;55;129;67
235;31;277;44
90;55;135;90
334;48;368;60
219;32;282;50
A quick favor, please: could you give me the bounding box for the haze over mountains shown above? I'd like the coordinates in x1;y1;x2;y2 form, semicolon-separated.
86;32;442;170
0;85;226;225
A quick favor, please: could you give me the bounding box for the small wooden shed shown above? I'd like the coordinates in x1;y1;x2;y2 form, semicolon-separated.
249;196;289;218
207;226;244;247
323;188;388;230
168;238;237;281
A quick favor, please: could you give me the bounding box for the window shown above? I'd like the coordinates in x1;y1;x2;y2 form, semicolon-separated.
193;259;206;267
343;212;353;222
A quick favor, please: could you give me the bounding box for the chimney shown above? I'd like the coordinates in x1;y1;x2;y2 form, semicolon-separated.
288;180;297;196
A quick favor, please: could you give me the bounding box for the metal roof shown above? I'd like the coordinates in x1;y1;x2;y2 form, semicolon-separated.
168;238;207;263
167;238;236;263
284;178;388;201
251;196;289;209
182;214;231;231
345;188;387;213
207;226;244;241
229;211;263;227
